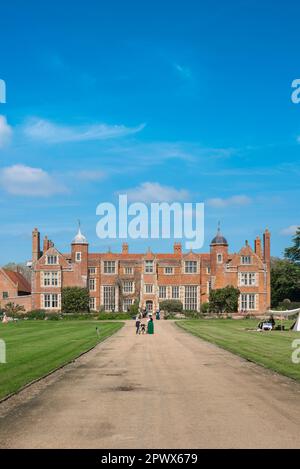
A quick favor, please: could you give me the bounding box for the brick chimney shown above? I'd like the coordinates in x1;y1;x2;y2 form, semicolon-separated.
263;229;271;264
122;242;129;254
254;236;262;258
174;242;182;255
32;228;41;263
43;236;50;253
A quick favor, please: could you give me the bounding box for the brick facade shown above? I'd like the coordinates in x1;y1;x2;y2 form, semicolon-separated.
0;226;271;315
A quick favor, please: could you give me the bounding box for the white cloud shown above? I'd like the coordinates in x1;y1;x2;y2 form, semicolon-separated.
280;225;299;236
0;115;12;148
0;164;67;197
206;195;252;208
124;182;190;203
23;117;145;144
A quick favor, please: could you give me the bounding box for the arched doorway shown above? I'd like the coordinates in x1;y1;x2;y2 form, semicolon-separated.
146;300;153;314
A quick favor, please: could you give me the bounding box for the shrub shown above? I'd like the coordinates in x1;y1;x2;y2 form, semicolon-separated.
62;287;90;314
209;286;240;315
26;309;46;320
200;302;210;315
129;299;139;317
97;312;132;320
183;310;203;319
46;313;60;321
61;313;98;320
159;300;183;313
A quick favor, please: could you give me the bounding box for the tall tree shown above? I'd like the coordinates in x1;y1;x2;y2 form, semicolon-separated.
271;257;300;307
284;227;300;264
209;286;240;315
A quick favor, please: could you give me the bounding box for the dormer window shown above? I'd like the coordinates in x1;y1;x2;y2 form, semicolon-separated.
185;261;197;273
46;255;58;265
145;260;154;273
241;256;251;265
75;252;82;262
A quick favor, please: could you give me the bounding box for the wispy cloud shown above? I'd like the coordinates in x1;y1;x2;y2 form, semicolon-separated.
280;225;299;236
22;118;146;144
75;169;106;181
0;164;67;197
173;63;193;80
0;115;12;148
122;182;190;203
206;195;252;208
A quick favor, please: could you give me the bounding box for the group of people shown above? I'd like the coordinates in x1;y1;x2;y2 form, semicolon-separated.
135;309;159;335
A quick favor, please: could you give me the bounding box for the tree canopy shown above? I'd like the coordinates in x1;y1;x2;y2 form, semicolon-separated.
209;285;240;315
284;227;300;264
271;257;300;307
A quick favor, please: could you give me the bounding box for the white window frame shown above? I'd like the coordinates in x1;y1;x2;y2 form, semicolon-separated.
241;256;252;265
103;285;115;311
89;278;96;291
184;285;197;311
103;261;116;274
124;266;133;275
89;297;96;311
172;286;179;299
185;261;197;274
75;252;82;262
46;255;58;265
42;271;60;287
123;281;134;294
145;260;154;273
217;254;223;264
43;293;60;309
145;284;153;294
123;298;133;312
164;267;173;275
239;272;257;287
240;293;257;311
88;267;97;275
159;286;167;299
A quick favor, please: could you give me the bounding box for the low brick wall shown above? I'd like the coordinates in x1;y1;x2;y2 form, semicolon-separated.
0;295;32;312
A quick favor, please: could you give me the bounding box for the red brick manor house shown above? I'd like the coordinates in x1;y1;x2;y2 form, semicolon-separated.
0;226;271;315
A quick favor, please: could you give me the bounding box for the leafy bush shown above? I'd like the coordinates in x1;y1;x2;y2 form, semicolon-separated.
62;287;90;314
46;313;60;321
200;302;210;315
25;309;46;320
97;312;133;320
183;310;204;319
159;300;183;313
129;299;139;316
209;286;240;315
61;313;98;320
278;301;300;310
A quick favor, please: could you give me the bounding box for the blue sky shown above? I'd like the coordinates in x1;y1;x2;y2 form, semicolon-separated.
0;0;299;263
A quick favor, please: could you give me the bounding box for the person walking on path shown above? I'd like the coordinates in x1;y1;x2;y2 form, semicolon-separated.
135;315;141;335
147;317;154;334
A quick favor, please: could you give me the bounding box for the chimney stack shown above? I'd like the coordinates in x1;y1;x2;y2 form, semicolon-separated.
32;228;41;263
122;242;129;254
254;236;262;258
263;229;271;264
174;242;182;255
43;236;50;253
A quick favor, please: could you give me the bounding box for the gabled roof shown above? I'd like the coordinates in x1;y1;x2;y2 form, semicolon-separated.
3;269;31;293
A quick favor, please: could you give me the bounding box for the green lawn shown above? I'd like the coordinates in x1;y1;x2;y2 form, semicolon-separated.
176;319;300;381
0;320;123;400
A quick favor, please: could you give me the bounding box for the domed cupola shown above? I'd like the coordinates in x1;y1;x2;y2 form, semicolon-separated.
210;222;228;246
72;223;88;245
